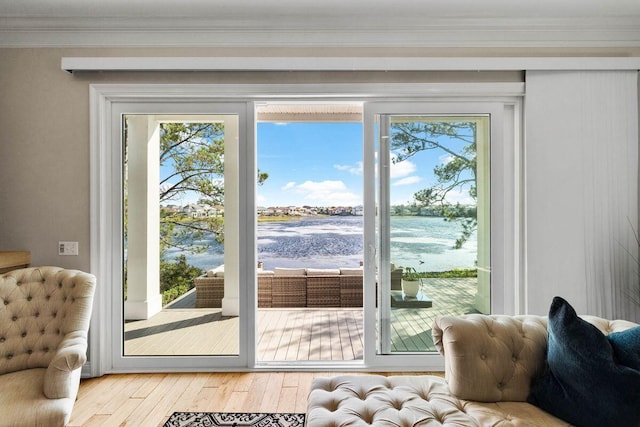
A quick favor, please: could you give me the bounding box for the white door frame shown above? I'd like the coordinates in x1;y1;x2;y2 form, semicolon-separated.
364;102;507;369
88;83;522;376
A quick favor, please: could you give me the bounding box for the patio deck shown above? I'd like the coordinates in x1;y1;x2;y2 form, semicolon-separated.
124;278;477;360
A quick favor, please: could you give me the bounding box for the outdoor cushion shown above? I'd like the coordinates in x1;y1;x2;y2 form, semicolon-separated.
206;265;224;277
273;267;306;276
339;268;363;276
306;268;340;276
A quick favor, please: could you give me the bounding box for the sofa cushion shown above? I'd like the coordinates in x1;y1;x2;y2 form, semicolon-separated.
307;375;570;427
206;265;224;277
306;268;340;276
307;375;482;426
527;296;640;427
339;268;363;276
273;267;306;276
608;326;640;371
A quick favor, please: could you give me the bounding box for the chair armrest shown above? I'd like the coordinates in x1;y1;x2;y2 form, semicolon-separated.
43;331;88;399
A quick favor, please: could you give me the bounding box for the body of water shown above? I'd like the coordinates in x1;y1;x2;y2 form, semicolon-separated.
165;215;477;272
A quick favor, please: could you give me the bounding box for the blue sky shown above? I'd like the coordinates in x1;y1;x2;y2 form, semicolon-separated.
161;121;475;207
258;122;363;207
257;122;473;207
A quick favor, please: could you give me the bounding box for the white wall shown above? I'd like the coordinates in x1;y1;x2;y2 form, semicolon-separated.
525;71;640;319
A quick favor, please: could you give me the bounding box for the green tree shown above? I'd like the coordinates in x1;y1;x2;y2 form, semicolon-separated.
159;255;203;305
160;123;225;255
159;122;268;255
391;121;477;249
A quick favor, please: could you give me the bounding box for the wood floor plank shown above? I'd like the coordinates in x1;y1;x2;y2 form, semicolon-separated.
97;374;147;415
131;374;168;399
282;371;300;388
276;385;298;413
169;373;213;413
70;374;140;426
79;415;111;427
233;372;256;392
190;386;219;413
97;398;143;427
224;391;250;412
259;372;285;412
241;372;271;410
294;372;316;413
122;374;181;426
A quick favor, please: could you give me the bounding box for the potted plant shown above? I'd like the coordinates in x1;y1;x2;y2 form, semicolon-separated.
401;266;421;297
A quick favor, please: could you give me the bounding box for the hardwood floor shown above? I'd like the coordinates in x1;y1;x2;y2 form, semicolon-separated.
69;371;442;427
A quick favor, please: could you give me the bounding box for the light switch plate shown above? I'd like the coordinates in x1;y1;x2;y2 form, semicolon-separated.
58;241;79;256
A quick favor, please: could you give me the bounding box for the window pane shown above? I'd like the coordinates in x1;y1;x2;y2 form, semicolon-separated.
378;115;490;354
122;115;239;357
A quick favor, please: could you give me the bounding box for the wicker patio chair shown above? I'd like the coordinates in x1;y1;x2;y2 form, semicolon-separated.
257;270;274;308
339;271;363;307
271;268;307;308
193;275;224;308
307;269;341;307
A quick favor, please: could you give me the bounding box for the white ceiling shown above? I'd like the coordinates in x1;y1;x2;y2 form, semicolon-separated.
1;0;639;48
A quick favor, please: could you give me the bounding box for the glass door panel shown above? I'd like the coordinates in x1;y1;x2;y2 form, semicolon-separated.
377;114;491;354
122;114;240;357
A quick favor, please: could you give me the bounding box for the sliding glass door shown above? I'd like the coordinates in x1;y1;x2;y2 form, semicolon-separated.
111;103;252;371
363;102;502;364
92;83;517;374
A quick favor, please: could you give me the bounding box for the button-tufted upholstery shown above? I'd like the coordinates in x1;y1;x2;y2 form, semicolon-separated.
0;266;96;427
433;314;637;403
307;314;638;427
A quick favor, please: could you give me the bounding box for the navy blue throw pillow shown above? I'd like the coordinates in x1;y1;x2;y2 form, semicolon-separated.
608;326;640;371
527;296;640;427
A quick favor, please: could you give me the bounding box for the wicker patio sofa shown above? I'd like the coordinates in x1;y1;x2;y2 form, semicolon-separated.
193;266;366;308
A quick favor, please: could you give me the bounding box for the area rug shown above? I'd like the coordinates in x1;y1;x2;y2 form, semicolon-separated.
164;412;306;427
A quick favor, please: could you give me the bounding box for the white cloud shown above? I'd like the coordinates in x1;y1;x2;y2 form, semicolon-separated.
334;161;363;175
283;180;361;206
389;157;416;179
393;176;422;186
439;154;454;164
444;188;475;205
281;182;296;191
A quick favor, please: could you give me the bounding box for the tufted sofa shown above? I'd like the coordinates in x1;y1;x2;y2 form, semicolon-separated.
0;266;96;427
307;314;638;426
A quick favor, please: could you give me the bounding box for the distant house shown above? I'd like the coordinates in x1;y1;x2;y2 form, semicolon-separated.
182;204;219;218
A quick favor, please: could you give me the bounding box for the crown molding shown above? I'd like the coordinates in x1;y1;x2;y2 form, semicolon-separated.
2;17;640;48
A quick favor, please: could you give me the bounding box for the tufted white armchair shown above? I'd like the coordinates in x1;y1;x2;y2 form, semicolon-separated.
0;266;96;427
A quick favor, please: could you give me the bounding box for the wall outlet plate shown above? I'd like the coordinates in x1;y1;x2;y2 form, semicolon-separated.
58;241;78;256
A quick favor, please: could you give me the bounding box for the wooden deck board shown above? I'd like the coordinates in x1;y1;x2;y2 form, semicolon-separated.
123;278;477;359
